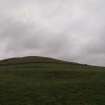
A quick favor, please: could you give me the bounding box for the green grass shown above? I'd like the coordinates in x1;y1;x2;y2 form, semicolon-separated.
0;56;105;105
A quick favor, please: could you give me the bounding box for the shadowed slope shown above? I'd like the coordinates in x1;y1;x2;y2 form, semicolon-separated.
0;56;104;69
0;56;76;64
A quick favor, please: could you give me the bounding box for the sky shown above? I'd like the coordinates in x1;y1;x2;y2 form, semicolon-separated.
0;0;105;66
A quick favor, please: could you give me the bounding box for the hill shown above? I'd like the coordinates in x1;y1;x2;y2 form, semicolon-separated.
0;56;105;105
0;56;81;65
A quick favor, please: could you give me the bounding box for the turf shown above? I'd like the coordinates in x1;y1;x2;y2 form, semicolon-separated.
0;56;105;105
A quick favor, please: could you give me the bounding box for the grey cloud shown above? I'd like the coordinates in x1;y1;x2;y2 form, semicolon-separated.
0;0;105;66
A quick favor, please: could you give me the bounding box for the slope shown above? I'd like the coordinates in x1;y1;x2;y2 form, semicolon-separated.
0;56;105;105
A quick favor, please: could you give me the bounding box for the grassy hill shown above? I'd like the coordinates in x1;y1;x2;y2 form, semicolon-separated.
0;56;105;105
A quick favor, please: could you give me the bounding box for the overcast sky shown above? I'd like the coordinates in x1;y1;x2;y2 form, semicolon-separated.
0;0;105;66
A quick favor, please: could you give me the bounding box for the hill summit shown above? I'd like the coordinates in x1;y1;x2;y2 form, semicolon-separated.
0;56;79;65
0;56;103;69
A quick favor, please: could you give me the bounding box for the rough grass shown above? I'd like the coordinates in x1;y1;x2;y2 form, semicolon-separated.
0;56;105;105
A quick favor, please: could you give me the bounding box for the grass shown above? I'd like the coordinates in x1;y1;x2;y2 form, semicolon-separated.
0;56;105;105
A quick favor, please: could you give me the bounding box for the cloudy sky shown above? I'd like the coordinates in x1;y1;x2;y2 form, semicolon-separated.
0;0;105;66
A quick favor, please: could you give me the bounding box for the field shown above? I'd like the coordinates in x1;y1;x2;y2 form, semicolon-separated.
0;56;105;105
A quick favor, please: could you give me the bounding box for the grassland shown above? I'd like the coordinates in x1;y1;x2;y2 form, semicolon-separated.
0;56;105;105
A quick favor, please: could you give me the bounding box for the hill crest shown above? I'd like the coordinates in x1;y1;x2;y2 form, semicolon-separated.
0;56;80;65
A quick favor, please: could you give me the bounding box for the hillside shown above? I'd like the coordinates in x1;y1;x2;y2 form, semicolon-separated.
0;56;105;105
0;56;80;65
